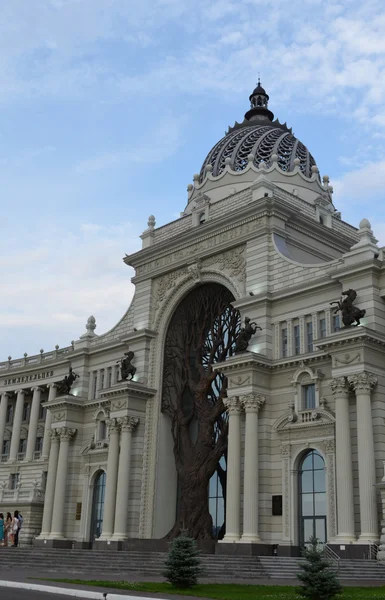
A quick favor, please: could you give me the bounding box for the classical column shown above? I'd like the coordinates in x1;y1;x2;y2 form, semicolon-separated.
348;372;379;541
112;416;139;540
330;377;355;541
0;392;10;458
240;393;265;542
25;387;42;461
9;389;26;461
222;396;242;542
98;418;120;540
38;429;60;537
50;427;76;538
41;384;57;460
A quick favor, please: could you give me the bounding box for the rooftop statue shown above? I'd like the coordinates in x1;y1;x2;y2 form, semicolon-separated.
57;367;79;395
234;316;262;354
330;289;366;328
117;351;136;381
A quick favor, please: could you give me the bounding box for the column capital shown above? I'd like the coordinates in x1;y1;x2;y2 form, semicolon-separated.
241;393;265;413
16;389;27;396
348;372;377;394
106;417;120;434
119;416;139;432
0;391;11;399
47;383;58;389
48;429;60;441
223;396;243;414
31;386;44;393
58;427;76;441
329;376;348;395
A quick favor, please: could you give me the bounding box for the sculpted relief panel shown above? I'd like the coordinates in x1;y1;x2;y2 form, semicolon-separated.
152;246;246;317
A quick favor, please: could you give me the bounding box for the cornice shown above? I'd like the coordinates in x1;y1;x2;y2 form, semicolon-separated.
125;202;270;269
328;258;383;280
119;328;157;343
42;395;85;411
100;381;157;400
315;326;385;353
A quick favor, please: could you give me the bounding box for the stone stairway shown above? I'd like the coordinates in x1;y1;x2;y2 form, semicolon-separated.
259;556;385;581
2;549;385;582
0;548;267;580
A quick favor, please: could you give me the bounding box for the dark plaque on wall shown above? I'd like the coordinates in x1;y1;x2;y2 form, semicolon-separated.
75;502;82;521
272;495;282;516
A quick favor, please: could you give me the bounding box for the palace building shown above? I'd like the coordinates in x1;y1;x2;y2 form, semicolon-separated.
1;82;385;558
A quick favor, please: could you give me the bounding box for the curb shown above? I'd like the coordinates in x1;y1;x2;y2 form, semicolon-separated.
0;581;164;600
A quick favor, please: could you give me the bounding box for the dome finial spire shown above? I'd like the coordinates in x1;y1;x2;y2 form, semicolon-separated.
245;78;274;123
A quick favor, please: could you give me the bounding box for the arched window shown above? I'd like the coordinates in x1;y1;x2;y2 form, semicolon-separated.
208;455;225;539
6;404;13;424
299;450;327;546
90;471;106;541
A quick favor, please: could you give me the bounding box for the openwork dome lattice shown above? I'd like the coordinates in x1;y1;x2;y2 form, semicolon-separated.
199;81;316;182
200;125;316;181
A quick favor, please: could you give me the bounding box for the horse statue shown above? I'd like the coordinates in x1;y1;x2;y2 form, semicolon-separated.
330;289;366;328
57;367;79;395
117;351;136;381
234;316;262;354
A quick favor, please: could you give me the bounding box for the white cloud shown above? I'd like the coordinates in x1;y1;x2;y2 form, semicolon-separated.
0;221;140;359
333;160;385;203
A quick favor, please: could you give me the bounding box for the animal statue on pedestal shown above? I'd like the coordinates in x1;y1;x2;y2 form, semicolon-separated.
117;351;136;381
234;316;262;354
330;289;366;327
57;367;79;395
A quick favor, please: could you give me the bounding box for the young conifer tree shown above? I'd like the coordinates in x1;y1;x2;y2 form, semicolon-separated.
297;536;343;600
163;533;203;588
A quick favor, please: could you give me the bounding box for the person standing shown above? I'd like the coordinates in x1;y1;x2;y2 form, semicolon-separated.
0;513;4;546
4;513;12;547
11;511;19;547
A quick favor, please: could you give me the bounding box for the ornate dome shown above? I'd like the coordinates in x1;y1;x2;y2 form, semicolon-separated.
199;81;316;182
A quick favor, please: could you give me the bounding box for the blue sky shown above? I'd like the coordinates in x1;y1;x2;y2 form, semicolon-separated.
1;0;385;360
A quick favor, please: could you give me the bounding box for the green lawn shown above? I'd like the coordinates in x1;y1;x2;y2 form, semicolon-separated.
35;579;385;599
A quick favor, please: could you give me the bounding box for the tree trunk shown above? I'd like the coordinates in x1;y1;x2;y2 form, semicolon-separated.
166;470;213;539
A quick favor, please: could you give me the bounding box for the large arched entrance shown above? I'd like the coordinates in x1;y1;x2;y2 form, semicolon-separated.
90;470;106;542
298;450;327;546
161;282;241;539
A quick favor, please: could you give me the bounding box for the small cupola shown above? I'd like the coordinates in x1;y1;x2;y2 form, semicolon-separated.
245;78;274;123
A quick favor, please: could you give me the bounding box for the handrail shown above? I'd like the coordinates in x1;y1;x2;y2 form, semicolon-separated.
368;540;379;560
324;544;340;572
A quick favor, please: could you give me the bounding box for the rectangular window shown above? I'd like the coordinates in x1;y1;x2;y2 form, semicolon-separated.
2;440;10;458
294;324;300;355
39;403;47;420
319;318;326;339
281;327;288;358
108;368;112;388
333;315;340;332
93;373;98;399
35;437;44;453
9;473;20;490
18;439;27;454
306;321;313;352
303;384;316;410
100;371;105;391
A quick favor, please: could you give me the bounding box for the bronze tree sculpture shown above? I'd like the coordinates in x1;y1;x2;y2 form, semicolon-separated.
162;283;241;540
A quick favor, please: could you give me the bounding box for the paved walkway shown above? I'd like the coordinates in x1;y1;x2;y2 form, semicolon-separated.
0;569;385;593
